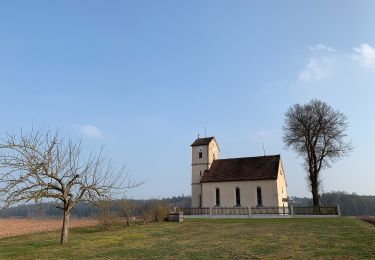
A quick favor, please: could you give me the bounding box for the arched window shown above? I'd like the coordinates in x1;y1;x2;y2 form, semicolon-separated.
257;187;263;207
215;188;220;207
235;187;241;207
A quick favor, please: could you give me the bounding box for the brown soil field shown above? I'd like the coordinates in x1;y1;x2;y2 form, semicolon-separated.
0;218;98;238
359;216;375;226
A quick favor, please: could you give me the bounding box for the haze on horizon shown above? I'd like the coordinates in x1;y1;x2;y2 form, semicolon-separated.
0;1;374;199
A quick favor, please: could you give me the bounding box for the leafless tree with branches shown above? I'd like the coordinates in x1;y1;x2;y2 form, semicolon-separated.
118;197;135;227
283;99;352;209
147;199;170;222
0;129;139;245
96;198;118;231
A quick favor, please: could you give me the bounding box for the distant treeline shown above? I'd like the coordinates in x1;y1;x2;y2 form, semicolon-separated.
292;191;375;216
0;192;374;217
0;195;192;218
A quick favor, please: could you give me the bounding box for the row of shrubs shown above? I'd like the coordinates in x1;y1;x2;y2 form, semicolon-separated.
96;199;171;231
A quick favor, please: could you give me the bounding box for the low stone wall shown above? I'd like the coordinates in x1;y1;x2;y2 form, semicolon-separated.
184;214;339;219
179;205;340;219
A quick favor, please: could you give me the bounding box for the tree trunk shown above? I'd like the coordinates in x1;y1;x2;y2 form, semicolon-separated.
60;209;71;246
310;173;320;214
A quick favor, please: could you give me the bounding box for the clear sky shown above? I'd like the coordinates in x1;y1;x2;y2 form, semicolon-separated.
0;1;374;199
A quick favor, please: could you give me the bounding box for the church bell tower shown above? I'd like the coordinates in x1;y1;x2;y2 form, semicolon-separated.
191;136;219;207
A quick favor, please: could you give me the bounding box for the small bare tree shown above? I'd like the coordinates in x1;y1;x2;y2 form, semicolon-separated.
283;99;352;209
118;198;135;227
97;199;117;231
0;129;138;245
147;200;170;222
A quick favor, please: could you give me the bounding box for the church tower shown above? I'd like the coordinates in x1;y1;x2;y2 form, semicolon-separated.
191;136;219;207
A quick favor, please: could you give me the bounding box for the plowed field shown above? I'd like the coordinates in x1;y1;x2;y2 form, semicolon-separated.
0;218;97;238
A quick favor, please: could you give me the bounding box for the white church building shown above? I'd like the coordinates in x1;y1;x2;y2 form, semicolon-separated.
191;137;288;208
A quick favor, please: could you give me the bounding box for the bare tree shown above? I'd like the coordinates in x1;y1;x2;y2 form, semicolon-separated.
118;197;135;227
283;99;352;209
96;198;117;231
0;129;138;245
147;199;170;222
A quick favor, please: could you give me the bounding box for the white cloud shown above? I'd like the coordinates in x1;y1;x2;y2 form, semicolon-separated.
352;43;375;69
298;43;375;82
298;56;332;81
75;125;104;139
308;44;336;52
298;45;338;82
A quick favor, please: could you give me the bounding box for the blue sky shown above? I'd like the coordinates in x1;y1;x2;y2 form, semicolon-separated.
0;1;374;199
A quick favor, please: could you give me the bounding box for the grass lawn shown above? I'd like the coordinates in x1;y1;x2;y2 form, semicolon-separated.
0;218;374;259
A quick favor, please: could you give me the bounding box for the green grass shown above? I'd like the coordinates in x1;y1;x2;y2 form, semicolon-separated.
0;218;374;259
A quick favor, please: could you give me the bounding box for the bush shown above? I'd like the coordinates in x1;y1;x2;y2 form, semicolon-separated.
96;199;118;231
146;200;170;222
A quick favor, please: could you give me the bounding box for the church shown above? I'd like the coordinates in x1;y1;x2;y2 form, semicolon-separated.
191;136;288;209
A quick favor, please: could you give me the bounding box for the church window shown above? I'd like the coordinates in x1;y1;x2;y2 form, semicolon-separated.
235;187;241;207
198;152;202;158
257;187;263;207
215;188;220;207
200;171;202;177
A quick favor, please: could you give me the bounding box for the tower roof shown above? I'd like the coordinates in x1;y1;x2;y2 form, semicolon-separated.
200;155;280;183
191;137;215;146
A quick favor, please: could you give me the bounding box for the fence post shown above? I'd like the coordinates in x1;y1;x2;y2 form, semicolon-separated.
337;204;341;217
291;205;295;218
248;207;252;218
209;206;212;218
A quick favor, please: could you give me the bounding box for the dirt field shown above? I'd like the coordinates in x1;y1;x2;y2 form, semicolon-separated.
0;218;97;238
359;216;375;226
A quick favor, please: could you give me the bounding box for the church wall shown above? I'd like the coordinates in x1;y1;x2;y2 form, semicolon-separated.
191;145;209;168
191;184;202;207
208;139;219;163
191;164;209;186
276;160;288;207
201;180;280;208
191;138;220;207
191;145;208;207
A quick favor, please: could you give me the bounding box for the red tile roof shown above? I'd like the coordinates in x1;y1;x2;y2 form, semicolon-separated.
200;155;280;183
